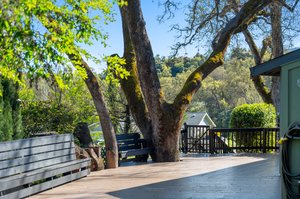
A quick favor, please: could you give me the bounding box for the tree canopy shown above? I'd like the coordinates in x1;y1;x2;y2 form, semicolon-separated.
0;0;125;84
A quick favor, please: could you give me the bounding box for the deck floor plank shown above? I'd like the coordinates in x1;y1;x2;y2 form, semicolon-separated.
31;154;280;199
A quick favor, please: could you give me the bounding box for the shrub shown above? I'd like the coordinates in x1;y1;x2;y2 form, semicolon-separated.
21;101;76;136
229;103;276;150
229;103;276;128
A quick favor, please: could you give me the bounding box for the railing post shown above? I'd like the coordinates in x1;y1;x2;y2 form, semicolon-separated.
183;123;188;154
209;129;214;154
263;129;267;153
276;128;280;152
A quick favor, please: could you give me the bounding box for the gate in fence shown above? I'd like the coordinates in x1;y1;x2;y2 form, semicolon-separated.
181;124;280;154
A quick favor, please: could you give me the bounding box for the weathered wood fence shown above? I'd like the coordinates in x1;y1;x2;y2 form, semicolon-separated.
181;125;280;154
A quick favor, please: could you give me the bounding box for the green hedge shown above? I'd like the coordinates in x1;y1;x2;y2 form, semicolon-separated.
229;103;276;128
0;78;23;142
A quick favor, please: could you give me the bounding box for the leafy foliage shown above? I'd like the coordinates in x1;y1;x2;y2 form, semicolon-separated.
20;72;98;137
0;0;119;85
229;102;276;148
101;76;138;134
229;103;276;128
0;78;23;141
21;101;75;136
104;55;129;85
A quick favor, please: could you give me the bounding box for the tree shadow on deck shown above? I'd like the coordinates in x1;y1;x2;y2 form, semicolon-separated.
108;155;280;199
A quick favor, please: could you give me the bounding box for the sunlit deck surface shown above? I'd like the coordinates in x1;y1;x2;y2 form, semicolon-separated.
31;154;280;199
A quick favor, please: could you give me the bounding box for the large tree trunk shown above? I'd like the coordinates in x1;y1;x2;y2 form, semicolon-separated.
119;7;153;146
121;1;165;161
270;0;283;112
121;0;271;162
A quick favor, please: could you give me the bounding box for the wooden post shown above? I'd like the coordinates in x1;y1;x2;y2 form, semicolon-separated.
209;129;214;154
263;129;267;153
183;123;188;154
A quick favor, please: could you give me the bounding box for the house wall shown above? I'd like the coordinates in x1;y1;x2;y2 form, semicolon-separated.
280;60;300;198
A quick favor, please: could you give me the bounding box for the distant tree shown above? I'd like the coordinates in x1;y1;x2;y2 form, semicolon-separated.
194;56;262;127
0;78;23;141
103;79;135;134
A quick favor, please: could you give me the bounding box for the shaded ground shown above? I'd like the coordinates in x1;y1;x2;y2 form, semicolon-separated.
31;154;280;199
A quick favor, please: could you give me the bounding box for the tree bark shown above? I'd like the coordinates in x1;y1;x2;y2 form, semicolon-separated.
173;0;271;111
121;0;272;162
242;30;273;104
270;0;283;112
119;7;154;146
120;1;165;151
68;53;119;168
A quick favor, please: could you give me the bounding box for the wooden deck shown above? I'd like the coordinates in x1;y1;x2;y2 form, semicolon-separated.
31;154;280;199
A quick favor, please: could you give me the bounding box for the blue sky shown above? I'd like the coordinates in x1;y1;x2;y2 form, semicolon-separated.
86;1;300;72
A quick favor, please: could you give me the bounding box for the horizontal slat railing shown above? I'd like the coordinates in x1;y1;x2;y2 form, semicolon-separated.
0;134;91;198
0;159;90;192
0;134;73;153
0;155;75;178
1;169;90;199
0;142;74;161
0;134;76;178
0;148;74;170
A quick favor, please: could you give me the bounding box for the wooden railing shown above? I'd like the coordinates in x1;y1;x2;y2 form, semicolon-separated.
209;128;280;154
180;124;210;153
181;125;280;154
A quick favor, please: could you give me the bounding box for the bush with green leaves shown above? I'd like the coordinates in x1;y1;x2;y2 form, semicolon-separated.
19;71;99;137
229;103;276;128
21;101;76;136
229;103;276;149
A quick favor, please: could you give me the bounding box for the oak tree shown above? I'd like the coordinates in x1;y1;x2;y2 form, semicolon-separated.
118;0;272;161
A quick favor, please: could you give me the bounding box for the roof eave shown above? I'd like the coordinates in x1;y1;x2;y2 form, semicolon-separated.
250;49;300;77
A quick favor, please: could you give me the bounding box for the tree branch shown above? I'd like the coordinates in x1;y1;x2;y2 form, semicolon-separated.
243;29;262;63
243;30;272;103
278;0;300;12
157;0;180;23
173;0;272;113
